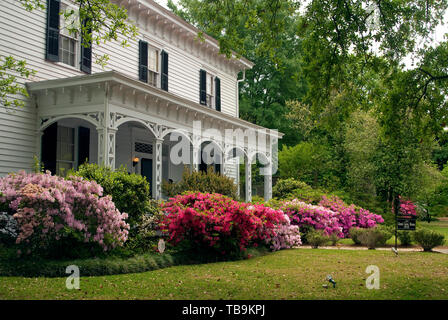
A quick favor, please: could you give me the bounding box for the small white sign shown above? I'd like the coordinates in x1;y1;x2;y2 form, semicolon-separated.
158;238;166;253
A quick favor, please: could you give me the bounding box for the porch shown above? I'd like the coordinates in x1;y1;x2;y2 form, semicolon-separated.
27;71;282;201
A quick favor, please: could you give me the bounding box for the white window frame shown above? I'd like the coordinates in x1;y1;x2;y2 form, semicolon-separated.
205;71;215;109
146;44;161;88
58;2;80;68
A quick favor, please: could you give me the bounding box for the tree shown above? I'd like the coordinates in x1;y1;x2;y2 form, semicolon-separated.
0;56;35;109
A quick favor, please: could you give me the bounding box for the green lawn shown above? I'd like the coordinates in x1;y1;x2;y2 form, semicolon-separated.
1;249;447;300
419;219;448;239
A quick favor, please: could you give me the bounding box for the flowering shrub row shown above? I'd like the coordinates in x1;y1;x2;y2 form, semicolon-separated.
281;196;384;238
0;171;129;255
160;192;300;254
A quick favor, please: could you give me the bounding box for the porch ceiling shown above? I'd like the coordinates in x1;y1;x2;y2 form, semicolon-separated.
26;71;283;139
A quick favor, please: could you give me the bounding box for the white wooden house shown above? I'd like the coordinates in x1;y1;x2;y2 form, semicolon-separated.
0;0;282;201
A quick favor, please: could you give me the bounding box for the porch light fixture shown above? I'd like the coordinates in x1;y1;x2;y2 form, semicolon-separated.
133;157;139;166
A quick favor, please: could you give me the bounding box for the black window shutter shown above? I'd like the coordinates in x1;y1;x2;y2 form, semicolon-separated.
80;20;92;74
199;69;207;105
46;0;60;62
139;40;148;82
215;77;221;111
161;50;169;91
77;126;90;166
41;122;58;174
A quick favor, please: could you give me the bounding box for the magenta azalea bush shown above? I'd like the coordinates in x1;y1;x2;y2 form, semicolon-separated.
160;192;299;254
399;198;417;217
281;196;384;238
0;171;130;255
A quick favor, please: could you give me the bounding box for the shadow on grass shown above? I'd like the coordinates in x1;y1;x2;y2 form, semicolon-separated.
0;246;270;278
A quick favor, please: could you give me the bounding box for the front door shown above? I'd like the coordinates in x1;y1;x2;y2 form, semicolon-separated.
141;158;153;193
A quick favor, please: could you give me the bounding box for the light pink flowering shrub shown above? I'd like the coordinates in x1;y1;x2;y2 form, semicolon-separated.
266;214;302;251
0;171;129;255
282;199;344;237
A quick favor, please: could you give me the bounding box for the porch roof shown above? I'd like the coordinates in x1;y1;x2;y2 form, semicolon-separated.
26;70;284;139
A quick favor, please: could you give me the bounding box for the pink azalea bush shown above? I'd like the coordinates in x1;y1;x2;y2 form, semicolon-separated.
318;196;384;236
160;192;298;254
267;214;302;251
0;171;130;255
399;199;417;217
281;195;384;238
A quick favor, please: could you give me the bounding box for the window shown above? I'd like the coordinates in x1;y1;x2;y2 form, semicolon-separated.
139;41;168;89
58;4;79;67
46;1;92;72
147;47;159;87
206;73;214;108
56;126;75;175
200;69;220;110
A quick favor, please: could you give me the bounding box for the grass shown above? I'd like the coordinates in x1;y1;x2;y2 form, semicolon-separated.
419;219;448;239
1;249;447;300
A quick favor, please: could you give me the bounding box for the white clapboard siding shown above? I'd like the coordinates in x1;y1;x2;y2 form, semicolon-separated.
0;0;243;176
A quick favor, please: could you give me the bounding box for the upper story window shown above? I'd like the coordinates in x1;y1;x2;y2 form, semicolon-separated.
147;46;159;87
45;0;92;73
139;40;169;91
200;69;221;111
59;4;79;68
206;73;214;108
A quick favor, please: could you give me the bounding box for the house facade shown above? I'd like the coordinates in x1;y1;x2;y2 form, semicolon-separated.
0;0;282;201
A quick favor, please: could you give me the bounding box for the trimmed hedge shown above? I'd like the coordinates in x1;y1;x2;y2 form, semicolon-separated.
0;247;269;278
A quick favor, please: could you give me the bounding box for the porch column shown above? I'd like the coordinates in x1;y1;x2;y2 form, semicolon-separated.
264;163;272;201
245;159;252;202
97;127;116;168
192;144;200;172
35;130;43;165
153;138;163;200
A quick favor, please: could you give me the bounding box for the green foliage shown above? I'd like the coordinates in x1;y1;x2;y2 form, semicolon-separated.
250;195;265;204
71;163;152;233
349;228;363;245
124;200;164;254
306;230;329;249
272;178;310;199
0;55;35;109
413;228;445;252
398;231;413;246
328;232;340;246
272;178;327;204
278;142;338;189
357;225;393;249
162;167;238;200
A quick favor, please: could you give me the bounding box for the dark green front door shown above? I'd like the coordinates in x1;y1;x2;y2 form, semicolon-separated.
141;158;153;193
